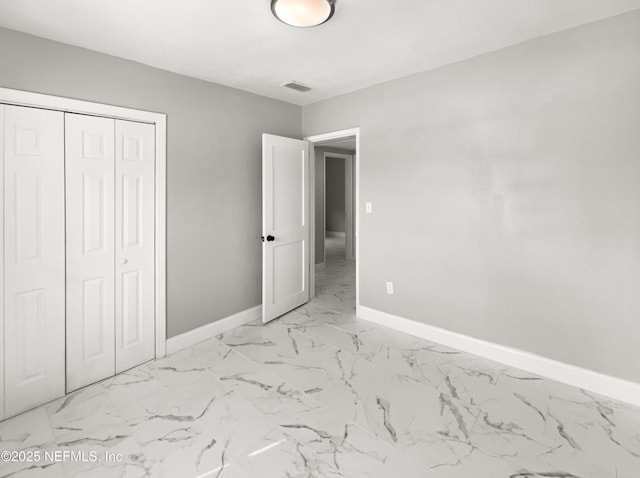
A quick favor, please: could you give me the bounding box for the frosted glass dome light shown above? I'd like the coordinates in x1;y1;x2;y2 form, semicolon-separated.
271;0;336;28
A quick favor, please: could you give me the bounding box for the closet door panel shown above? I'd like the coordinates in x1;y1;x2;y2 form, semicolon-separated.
3;105;65;417
115;120;155;373
65;114;116;392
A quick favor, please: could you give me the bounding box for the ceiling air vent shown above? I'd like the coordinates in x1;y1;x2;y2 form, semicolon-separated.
282;81;311;93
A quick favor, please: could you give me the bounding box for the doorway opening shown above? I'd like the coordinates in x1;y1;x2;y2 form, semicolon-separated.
322;152;354;262
305;129;359;316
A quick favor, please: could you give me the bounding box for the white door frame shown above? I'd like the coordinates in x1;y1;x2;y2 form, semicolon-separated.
305;128;360;310
322;152;354;261
0;87;168;358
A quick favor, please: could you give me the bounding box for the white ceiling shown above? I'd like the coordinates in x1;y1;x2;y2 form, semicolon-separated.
1;0;639;105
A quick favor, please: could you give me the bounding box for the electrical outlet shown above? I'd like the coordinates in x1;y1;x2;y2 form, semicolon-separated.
365;202;373;214
386;282;394;295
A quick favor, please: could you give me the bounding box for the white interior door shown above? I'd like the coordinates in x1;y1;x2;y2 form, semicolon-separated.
3;105;65;417
115;119;155;373
65;113;116;392
262;134;310;323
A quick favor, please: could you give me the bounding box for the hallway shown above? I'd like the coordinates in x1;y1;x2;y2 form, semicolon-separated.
313;235;356;316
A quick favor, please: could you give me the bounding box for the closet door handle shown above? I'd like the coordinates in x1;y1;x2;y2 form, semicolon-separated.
120;258;128;265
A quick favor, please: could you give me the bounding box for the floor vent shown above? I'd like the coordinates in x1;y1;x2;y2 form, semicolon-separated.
282;81;311;93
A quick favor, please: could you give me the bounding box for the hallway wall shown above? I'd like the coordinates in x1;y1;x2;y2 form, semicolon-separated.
325;157;346;234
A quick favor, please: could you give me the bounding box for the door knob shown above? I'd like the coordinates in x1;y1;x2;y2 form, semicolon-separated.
120;258;128;265
266;235;275;242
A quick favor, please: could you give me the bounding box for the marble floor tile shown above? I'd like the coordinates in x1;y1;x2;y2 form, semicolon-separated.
0;407;58;477
236;427;344;478
277;405;352;454
47;392;143;477
1;235;639;477
139;401;275;477
102;367;167;412
291;303;362;332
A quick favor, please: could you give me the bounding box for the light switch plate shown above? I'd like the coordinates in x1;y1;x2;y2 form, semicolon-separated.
365;202;372;214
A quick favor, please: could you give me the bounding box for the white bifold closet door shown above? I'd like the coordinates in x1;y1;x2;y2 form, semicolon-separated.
66;114;155;392
2;105;66;417
114;119;155;374
65;114;116;392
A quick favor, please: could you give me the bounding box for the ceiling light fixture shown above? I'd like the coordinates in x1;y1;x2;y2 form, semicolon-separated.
271;0;335;28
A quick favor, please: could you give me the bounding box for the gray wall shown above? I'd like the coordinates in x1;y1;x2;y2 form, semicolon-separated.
325;157;346;233
0;27;301;338
303;11;640;383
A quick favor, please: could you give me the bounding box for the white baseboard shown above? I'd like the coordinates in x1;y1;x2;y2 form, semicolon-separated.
357;305;640;407
166;305;262;355
326;231;346;238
